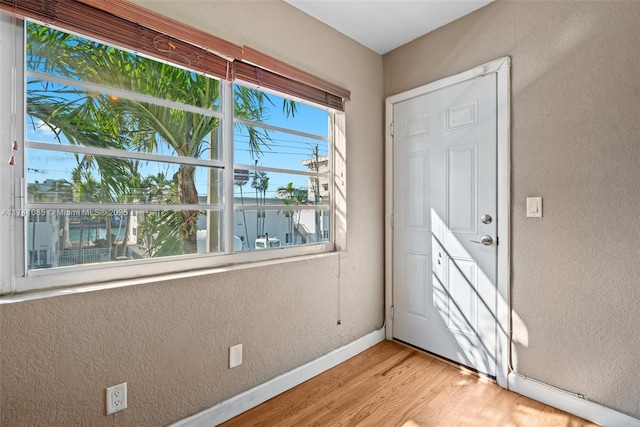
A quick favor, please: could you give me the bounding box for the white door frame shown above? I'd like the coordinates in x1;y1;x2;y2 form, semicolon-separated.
385;57;511;388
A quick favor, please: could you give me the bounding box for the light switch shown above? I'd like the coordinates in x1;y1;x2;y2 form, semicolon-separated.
229;344;242;368
526;197;542;217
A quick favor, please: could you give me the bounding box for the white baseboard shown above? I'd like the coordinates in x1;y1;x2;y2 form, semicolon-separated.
508;372;640;426
171;328;386;427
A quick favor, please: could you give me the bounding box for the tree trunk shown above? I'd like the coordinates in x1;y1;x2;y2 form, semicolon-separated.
255;188;260;238
175;165;200;254
31;215;37;268
240;186;250;249
288;213;293;244
119;210;133;258
207;132;220;253
106;217;113;259
77;218;84;264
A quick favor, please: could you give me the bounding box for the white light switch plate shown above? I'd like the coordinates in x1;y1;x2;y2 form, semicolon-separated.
526;197;542;217
229;344;242;368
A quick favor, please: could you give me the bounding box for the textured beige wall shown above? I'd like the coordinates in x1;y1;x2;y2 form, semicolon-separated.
384;0;640;418
0;1;384;426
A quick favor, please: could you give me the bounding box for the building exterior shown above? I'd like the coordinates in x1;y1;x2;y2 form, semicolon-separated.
26;179;137;267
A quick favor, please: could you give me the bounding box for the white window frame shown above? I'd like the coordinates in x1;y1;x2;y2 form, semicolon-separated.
0;16;345;295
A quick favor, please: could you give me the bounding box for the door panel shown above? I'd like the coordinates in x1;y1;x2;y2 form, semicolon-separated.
405;152;430;230
393;74;497;377
446;256;478;336
447;144;477;233
405;252;429;320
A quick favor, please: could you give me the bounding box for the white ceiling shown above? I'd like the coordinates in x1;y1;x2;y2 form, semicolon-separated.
285;0;493;55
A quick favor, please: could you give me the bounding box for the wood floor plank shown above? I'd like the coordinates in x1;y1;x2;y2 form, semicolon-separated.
220;340;598;427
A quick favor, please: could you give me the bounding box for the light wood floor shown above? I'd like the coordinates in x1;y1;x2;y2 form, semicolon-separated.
220;340;597;427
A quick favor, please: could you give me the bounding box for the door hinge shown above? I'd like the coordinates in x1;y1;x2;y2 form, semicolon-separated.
390;122;394;136
390;305;394;320
390;214;394;229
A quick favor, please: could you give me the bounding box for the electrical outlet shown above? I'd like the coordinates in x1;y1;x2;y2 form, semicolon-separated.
229;344;243;368
106;382;127;415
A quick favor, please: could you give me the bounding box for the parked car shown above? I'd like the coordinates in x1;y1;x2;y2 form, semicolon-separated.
255;236;281;249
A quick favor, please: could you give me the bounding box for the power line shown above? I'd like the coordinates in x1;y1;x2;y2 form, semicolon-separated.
233;138;328;152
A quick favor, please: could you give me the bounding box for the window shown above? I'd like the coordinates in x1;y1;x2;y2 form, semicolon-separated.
0;9;347;294
233;84;330;250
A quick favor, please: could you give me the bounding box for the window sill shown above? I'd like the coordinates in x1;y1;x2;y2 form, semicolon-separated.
0;247;338;304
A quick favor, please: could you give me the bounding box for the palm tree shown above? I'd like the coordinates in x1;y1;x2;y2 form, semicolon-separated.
277;182;295;244
251;171;270;237
276;182;308;245
291;192;309;244
258;175;269;236
114;160;144;258
70;163;104;263
53;179;74;203
26;23;288;256
52;179;73;254
135;172;185;256
251;172;260;237
235;179;250;249
140;172;173;205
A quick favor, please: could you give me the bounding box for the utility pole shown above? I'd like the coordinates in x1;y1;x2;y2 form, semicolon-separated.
313;145;320;242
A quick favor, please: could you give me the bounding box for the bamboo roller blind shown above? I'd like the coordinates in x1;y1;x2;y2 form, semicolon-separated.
0;0;350;110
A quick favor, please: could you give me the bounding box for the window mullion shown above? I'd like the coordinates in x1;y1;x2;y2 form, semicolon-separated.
222;81;235;254
26;141;226;170
233;117;328;143
329;112;336;245
26;203;224;212
1;15;26;293
233;163;328;179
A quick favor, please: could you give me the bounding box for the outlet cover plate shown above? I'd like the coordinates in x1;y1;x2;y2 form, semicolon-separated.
106;382;127;415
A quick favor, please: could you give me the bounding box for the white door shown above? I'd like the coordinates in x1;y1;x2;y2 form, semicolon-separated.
392;74;498;377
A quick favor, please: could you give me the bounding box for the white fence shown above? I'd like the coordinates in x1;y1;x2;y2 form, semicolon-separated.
58;248;112;266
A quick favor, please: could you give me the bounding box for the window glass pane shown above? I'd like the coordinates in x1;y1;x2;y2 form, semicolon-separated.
233;208;330;250
234;85;328;137
26;149;223;205
233;169;328;206
26;208;224;271
234;126;328;173
26;79;222;161
26;22;221;111
231;83;331;252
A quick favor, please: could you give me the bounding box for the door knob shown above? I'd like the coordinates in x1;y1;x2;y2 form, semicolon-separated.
481;214;492;224
470;235;493;246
